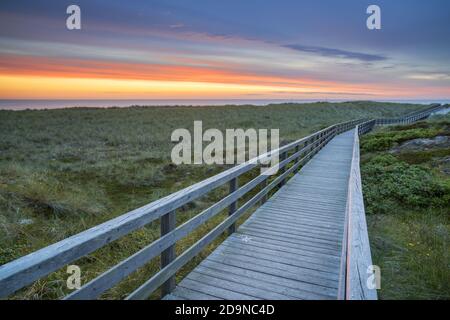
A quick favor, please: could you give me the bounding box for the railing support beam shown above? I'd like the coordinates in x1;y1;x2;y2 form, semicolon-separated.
160;210;176;298
228;178;239;234
279;152;288;186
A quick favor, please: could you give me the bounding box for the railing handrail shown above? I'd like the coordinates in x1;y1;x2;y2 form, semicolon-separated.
0;103;444;299
375;103;444;125
337;103;445;300
337;119;377;300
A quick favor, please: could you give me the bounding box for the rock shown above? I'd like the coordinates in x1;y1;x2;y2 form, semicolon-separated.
391;136;450;153
437;156;450;175
439;156;450;163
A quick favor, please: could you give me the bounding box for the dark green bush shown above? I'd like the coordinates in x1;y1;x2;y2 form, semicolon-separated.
362;154;447;214
360;136;395;152
360;125;445;153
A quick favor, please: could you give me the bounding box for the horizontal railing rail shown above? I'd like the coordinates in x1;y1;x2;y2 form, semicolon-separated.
375;103;443;125
0;103;444;300
338;120;378;300
345;126;377;300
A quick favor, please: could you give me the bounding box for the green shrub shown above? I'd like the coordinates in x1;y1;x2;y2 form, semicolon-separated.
361;121;450;152
396;149;450;165
362;154;447;214
360;136;396;152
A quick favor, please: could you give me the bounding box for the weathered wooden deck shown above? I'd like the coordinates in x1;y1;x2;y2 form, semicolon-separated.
165;130;355;300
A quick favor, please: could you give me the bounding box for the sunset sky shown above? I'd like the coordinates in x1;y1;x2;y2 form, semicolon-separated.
0;0;449;100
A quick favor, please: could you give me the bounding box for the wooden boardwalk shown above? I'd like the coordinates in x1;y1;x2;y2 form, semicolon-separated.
2;105;444;299
165;130;355;300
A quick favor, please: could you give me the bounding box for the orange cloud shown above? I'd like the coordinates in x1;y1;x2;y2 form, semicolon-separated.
0;54;448;99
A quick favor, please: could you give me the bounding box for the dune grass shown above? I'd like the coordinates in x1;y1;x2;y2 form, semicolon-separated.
361;114;450;299
0;101;426;299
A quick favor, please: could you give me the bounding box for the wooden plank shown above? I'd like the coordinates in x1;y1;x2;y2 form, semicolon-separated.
280;193;348;201
258;207;346;222
276;190;347;199
259;204;346;218
162;294;184;300
250;212;344;229
248;215;344;232
263;200;347;211
187;271;294;300
244;219;342;242
193;266;305;300
212;244;339;279
179;278;258;300
255;209;345;225
238;227;341;252
261;198;347;211
219;241;338;273
205;254;338;297
239;224;341;248
170;286;221;300
197;261;334;299
208;250;339;285
235;229;341;257
226;234;341;266
247;215;344;235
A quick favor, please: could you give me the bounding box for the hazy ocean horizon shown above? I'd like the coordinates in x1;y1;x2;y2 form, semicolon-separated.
0;99;448;110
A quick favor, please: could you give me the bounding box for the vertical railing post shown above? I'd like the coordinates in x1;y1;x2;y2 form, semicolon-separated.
294;144;300;174
228;177;238;234
261;178;268;204
322;131;327;148
160;210;176;298
279;151;287;186
316;133;322;152
315;133;320;151
319;132;324;150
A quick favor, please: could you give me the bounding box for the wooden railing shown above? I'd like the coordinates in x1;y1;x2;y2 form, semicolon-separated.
0;118;363;299
337;103;445;300
0;104;445;300
338;120;378;300
375;103;442;125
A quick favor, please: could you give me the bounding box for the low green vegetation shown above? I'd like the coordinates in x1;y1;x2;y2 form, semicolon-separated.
361;114;450;299
0;101;426;299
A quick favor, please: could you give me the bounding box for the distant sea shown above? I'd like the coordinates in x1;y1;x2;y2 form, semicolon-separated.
0;99;448;110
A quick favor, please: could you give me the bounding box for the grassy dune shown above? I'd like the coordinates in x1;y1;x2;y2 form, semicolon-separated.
0;101;426;299
361;114;450;299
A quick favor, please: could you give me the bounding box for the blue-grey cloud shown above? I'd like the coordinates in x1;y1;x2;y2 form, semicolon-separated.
283;44;387;62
